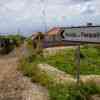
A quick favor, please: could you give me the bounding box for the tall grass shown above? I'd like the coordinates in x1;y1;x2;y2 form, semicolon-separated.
19;56;54;87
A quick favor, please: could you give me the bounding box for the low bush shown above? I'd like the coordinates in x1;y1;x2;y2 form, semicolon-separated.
7;34;25;47
19;56;54;87
0;38;15;55
0;44;14;55
0;34;25;55
19;57;34;77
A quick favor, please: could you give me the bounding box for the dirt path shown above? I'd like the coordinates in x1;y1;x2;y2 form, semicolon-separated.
38;64;100;85
0;55;49;100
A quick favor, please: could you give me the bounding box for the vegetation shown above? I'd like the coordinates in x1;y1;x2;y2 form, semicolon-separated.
19;56;54;87
44;46;100;75
0;34;25;55
6;34;25;47
19;42;100;100
19;53;100;100
48;82;100;100
26;39;100;75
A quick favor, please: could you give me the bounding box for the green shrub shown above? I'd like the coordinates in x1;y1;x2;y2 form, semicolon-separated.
19;56;54;87
19;57;32;75
7;34;24;47
0;44;14;55
0;34;24;55
0;38;15;55
26;37;33;48
31;69;54;87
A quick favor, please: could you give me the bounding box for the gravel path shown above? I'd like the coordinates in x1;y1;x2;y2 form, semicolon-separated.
0;55;49;100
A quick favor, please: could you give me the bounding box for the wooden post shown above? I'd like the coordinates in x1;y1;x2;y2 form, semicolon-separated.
75;45;80;84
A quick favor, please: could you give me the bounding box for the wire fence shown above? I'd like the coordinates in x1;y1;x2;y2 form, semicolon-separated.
82;53;100;67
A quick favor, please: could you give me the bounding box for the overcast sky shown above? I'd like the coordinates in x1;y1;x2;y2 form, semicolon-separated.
0;0;100;35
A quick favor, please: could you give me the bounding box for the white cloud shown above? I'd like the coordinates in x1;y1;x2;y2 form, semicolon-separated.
0;0;100;34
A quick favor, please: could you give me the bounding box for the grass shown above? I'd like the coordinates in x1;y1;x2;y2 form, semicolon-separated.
19;44;100;100
48;82;100;100
43;46;100;75
19;56;100;100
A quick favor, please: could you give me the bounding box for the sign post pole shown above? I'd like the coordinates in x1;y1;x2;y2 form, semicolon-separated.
75;44;80;84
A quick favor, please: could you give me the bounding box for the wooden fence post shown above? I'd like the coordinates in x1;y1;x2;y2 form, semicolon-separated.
75;45;80;84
